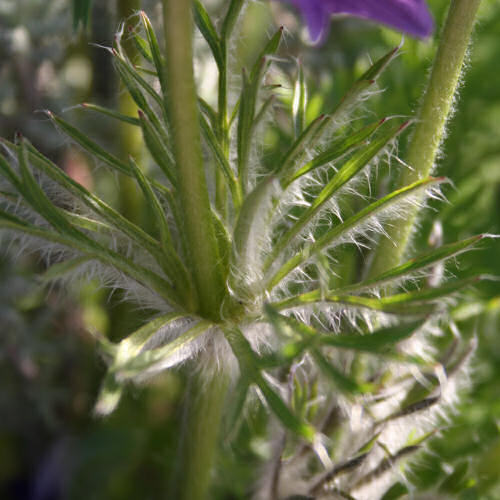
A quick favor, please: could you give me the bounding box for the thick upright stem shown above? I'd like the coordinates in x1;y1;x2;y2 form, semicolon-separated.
369;0;482;277
162;0;224;319
171;370;229;500
162;2;227;499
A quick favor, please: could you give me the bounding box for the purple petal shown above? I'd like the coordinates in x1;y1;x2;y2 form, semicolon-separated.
281;0;434;43
329;0;434;38
286;0;328;43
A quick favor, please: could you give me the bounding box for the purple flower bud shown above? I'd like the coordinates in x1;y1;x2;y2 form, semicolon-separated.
282;0;434;43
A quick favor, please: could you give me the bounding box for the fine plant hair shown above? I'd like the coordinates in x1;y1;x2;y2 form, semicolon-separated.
0;2;491;499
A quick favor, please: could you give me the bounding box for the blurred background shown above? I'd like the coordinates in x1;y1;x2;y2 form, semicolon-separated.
0;0;499;498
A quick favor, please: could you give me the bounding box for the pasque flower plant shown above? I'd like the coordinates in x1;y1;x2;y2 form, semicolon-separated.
0;0;486;498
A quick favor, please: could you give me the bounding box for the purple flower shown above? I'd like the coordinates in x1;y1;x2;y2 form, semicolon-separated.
283;0;434;43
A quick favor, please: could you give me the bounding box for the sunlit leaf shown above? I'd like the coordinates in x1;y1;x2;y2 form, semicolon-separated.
266;120;411;270
116;320;212;380
273;277;480;315
267;177;444;290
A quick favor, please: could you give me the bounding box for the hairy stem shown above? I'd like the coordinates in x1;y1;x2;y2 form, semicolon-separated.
369;0;482;277
171;370;228;500
162;2;228;499
162;0;224;318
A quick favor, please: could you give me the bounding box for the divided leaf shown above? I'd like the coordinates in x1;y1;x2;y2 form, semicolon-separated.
266;120;411;271
267;177;444;290
273;276;480;316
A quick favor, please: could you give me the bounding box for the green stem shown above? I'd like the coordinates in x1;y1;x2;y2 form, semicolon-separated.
171;370;229;500
369;0;482;277
162;0;224;318
162;3;228;499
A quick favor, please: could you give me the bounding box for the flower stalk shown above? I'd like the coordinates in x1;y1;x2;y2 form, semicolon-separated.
369;0;482;277
162;0;225;319
172;370;229;500
162;2;228;498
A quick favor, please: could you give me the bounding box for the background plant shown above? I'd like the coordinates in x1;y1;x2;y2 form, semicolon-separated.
0;0;498;500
